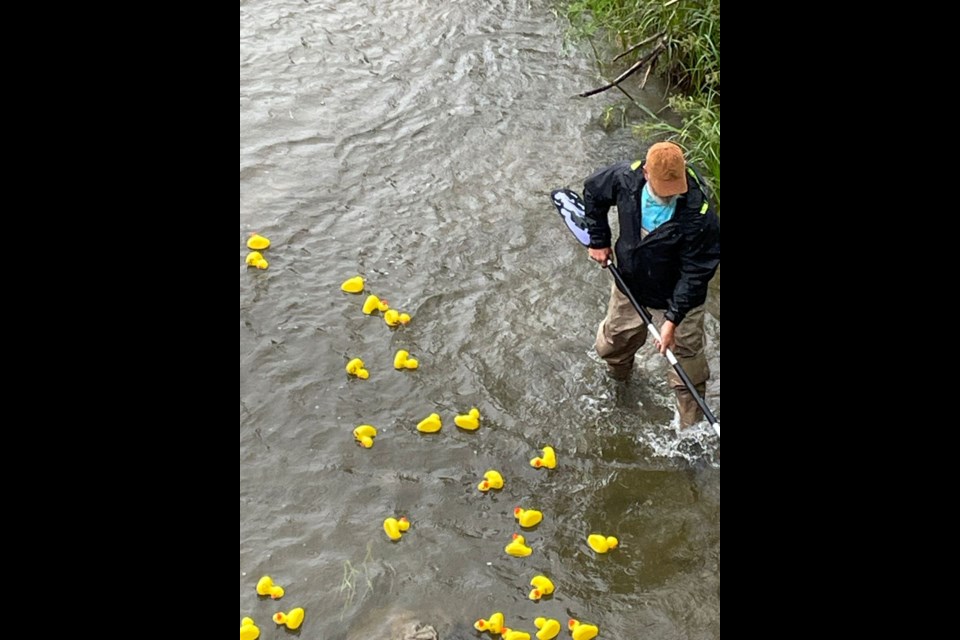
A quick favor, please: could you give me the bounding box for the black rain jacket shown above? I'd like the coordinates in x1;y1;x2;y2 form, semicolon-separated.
583;160;720;325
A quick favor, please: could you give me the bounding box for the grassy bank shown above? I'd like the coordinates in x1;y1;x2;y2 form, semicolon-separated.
563;0;720;210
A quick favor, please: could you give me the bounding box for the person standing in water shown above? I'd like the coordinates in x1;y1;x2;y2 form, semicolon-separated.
582;142;720;428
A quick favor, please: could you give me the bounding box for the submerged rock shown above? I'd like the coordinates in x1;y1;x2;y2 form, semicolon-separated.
394;621;438;640
345;608;479;639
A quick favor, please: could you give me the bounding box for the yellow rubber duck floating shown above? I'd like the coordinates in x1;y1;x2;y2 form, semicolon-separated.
362;294;390;315
240;616;260;640
247;234;270;250
528;575;555;601
383;516;411;541
477;469;503;492
255;575;284;599
530;445;557;469
272;608;305;630
533;617;561;640
454;407;480;430
340;276;364;293
393;350;419;370
245;251;269;270
384;309;412;326
501;630;532;640
474;612;505;635
346;358;370;379
587;534;619;553
504;533;532;557
416;412;442;433
567;619;599;640
353;425;377;448
514;507;543;529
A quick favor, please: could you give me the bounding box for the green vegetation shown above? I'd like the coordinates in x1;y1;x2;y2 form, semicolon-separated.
339;543;374;620
563;0;720;210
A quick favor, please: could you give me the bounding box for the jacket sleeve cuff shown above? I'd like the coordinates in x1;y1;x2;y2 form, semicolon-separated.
664;309;685;325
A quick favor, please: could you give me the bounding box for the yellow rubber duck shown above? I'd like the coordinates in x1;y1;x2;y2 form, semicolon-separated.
416;412;442;433
587;534;619;553
353;425;377;448
528;575;555;600
383;516;411;541
244;251;269;269
454;408;480;430
474;612;505;634
255;575;284;598
567;619;599;640
514;507;543;529
247;234;270;250
362;294;389;315
340;276;364;293
530;445;557;469
384;310;410;326
504;533;532;557
501;630;532;640
240;617;260;640
393;350;419;370
273;608;305;630
384;309;401;326
477;469;503;492
533;618;560;640
345;358;370;379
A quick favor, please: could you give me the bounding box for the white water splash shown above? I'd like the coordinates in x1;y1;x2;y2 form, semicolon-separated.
640;411;720;468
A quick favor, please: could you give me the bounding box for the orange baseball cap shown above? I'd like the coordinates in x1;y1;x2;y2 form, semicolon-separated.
645;142;688;196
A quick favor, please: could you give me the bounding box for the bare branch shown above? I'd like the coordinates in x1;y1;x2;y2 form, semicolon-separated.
616;82;659;119
638;63;652;91
615;84;636;104
613;31;666;62
575;41;666;99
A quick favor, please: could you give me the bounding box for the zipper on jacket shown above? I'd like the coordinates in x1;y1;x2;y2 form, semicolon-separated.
639;220;677;246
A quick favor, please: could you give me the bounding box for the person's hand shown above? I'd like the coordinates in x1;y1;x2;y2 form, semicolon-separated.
588;247;611;266
655;321;676;355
